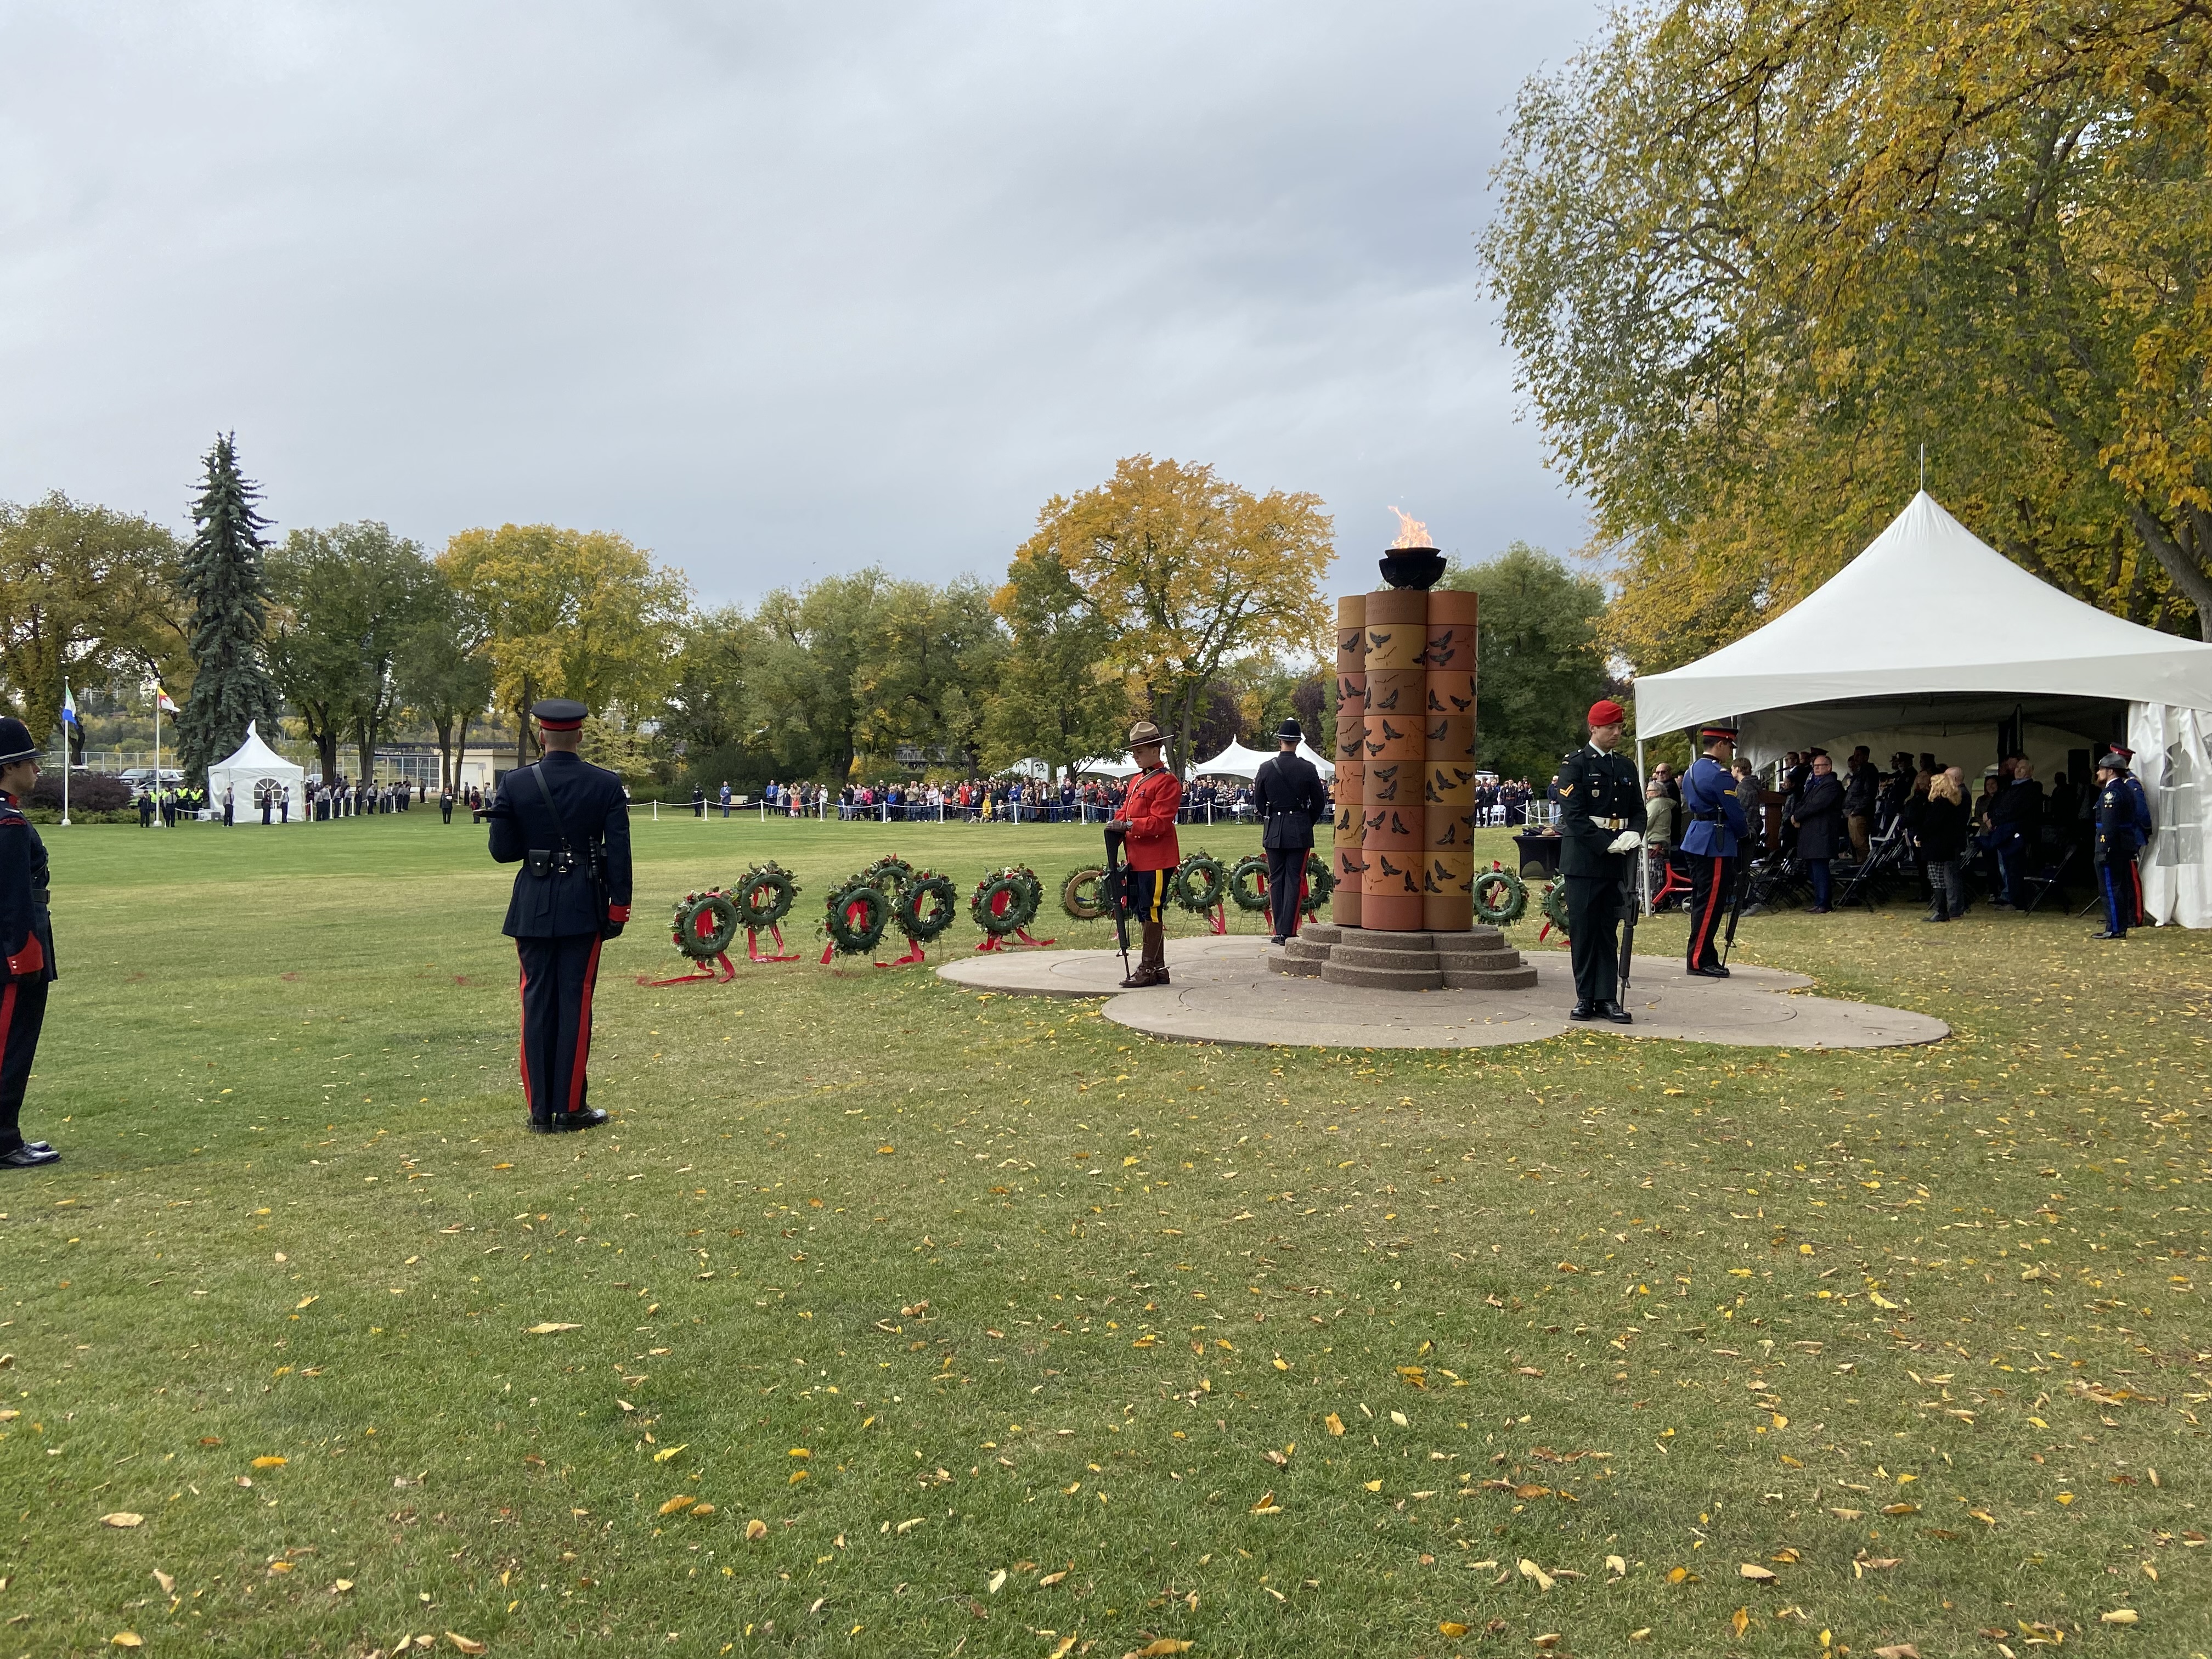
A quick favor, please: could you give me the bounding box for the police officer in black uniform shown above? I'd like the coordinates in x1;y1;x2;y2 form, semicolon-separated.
0;718;60;1168
1555;698;1647;1023
1252;718;1330;946
487;699;633;1132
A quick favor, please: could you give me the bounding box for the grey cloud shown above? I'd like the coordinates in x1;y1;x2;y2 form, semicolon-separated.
0;0;1601;603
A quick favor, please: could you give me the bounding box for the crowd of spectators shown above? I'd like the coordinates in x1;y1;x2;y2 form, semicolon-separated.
1640;742;2100;919
690;775;1259;825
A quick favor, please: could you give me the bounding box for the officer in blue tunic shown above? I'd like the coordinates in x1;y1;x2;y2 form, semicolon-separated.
2091;746;2153;940
1679;724;1748;977
487;699;633;1132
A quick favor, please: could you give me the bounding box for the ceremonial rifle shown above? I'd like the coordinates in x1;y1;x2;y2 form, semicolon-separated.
1719;845;1753;966
1103;824;1132;980
1617;864;1638;992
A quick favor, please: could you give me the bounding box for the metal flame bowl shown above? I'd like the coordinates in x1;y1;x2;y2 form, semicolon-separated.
1378;548;1447;590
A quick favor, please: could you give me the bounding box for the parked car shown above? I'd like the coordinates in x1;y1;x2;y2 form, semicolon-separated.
116;768;185;788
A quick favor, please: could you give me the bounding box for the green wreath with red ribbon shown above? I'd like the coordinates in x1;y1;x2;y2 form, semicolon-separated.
670;889;742;960
971;866;1043;935
822;877;892;956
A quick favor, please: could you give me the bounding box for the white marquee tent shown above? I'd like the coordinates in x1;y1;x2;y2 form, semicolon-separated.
1633;492;2212;927
206;721;304;823
1191;739;1338;780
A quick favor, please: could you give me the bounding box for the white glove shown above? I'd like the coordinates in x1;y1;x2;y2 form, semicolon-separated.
1607;830;1643;854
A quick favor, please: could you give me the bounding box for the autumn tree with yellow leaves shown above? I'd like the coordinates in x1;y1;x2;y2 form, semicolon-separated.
438;524;691;766
1008;455;1333;772
1483;0;2212;675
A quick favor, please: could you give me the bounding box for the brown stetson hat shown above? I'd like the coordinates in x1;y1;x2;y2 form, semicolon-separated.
1128;721;1166;748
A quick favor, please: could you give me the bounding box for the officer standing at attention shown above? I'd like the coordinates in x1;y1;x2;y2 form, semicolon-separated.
487;699;633;1132
1107;720;1183;988
1679;724;1748;977
0;719;60;1168
1252;717;1329;946
1555;699;1647;1023
2091;746;2153;940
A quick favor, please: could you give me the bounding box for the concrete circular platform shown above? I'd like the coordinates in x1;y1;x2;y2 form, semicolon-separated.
936;935;1948;1050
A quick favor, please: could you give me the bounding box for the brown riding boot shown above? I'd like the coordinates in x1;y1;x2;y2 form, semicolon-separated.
1141;918;1170;986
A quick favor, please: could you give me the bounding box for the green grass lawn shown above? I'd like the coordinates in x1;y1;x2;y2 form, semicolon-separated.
4;810;2208;1658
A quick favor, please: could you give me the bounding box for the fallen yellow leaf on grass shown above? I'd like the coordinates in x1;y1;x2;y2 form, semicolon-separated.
447;1634;488;1655
1739;1564;1776;1582
1518;1559;1554;1592
1039;1568;1069;1587
1882;1503;1919;1516
1629;1630;1651;1643
1869;1292;1900;1310
296;1296;318;1310
652;1445;687;1463
1129;1643;1193;1656
1606;1555;1627;1577
1324;1413;1345;1436
744;1520;768;1541
332;1579;354;1593
252;1456;287;1469
1872;1645;1922;1658
1249;1491;1280;1514
1731;1607;1751;1639
110;1636;142;1650
692;1503;714;1516
1438;1622;1470;1638
153;1570;174;1594
1389;1410;1408;1427
493;1162;514;1170
1363;1480;1383;1492
659;1496;696;1516
1049;1639;1077;1658
526;1323;580;1335
100;1513;144;1529
2101;1610;2140;1625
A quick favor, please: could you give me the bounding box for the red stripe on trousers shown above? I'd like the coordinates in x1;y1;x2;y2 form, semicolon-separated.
516;951;532;1110
568;935;603;1115
1689;861;1723;962
2130;864;2145;926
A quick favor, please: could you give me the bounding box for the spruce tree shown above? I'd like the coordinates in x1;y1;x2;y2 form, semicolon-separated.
177;432;282;784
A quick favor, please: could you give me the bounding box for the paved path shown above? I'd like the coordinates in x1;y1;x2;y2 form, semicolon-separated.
938;936;1948;1051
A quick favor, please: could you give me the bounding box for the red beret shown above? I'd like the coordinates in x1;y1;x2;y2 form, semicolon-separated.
1587;699;1627;727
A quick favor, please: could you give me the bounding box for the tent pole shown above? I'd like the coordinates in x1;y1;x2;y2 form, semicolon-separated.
1635;737;1650;916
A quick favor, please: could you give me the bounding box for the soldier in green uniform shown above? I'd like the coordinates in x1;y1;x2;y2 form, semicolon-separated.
1555;699;1647;1023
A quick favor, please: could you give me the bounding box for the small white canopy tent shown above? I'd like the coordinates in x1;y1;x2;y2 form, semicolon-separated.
206;721;303;824
1076;754;1142;779
1634;492;2212;926
1186;740;1341;781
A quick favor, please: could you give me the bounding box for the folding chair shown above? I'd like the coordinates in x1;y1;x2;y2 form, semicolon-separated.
2018;843;2078;916
1646;847;1694;911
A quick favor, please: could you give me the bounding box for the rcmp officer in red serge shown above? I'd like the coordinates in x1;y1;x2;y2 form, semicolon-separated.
0;718;59;1169
1555;699;1646;1023
1679;724;1748;977
487;699;633;1132
1107;720;1182;987
1253;717;1329;946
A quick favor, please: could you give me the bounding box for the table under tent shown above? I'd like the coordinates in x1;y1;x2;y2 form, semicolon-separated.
1632;492;2212;927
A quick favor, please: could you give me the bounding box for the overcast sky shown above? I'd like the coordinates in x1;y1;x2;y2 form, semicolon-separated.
0;2;1602;607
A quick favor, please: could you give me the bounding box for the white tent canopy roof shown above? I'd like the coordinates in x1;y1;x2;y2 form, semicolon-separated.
1634;493;2212;737
205;720;303;820
1191;740;1338;780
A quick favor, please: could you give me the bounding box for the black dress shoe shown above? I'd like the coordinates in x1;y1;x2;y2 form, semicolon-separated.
2092;929;2126;941
528;1108;611;1134
1567;1001;1597;1020
1686;963;1730;979
0;1142;60;1169
1603;1001;1633;1024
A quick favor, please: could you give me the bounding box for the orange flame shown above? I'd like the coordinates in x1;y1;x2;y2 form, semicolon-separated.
1387;506;1434;549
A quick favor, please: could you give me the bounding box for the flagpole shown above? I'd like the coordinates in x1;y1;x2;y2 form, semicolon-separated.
59;690;69;829
153;682;163;829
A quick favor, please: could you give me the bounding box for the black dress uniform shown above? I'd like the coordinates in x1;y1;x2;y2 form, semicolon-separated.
1252;720;1330;943
1555;705;1646;1020
0;719;59;1167
486;701;633;1132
